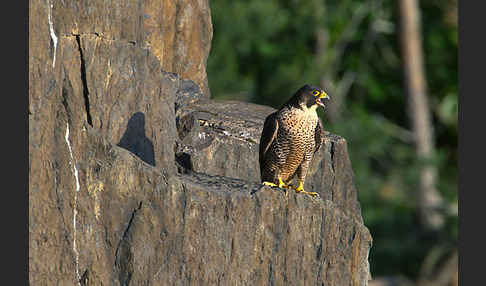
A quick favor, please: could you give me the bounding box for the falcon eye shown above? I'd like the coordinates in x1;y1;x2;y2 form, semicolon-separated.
312;90;320;96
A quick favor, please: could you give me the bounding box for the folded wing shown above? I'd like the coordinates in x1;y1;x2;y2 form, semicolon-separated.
259;112;279;170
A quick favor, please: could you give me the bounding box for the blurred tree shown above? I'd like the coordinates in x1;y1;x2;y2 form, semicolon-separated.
314;0;369;122
398;0;444;231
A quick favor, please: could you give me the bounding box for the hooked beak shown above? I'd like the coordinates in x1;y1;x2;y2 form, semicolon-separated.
316;92;330;108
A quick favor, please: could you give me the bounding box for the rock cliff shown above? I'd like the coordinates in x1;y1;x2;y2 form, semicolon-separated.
29;0;372;285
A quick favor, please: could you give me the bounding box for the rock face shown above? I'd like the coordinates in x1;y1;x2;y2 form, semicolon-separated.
29;0;372;285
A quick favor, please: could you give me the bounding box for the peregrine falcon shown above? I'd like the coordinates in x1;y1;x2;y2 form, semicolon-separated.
259;84;330;197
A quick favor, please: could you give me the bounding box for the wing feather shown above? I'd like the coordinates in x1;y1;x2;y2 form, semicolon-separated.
259;112;279;167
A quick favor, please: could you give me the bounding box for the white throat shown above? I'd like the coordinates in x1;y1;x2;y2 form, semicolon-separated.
308;104;319;112
300;102;319;113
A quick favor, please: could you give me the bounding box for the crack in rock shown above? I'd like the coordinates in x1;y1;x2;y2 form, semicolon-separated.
75;35;93;126
114;201;143;286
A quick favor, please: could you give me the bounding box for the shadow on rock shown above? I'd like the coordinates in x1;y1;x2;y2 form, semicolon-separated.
117;112;155;166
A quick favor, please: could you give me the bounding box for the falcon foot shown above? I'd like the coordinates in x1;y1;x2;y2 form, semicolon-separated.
263;177;288;188
262;178;290;196
294;189;319;197
292;182;319;198
262;181;278;187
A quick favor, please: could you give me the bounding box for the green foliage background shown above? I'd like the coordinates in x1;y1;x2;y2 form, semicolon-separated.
207;0;457;281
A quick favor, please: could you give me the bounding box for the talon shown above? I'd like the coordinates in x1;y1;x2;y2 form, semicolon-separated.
262;181;278;187
296;189;319;197
292;181;319;197
304;191;319;197
262;178;289;195
262;178;288;189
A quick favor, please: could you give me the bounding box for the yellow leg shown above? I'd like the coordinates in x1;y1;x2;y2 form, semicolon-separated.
292;180;319;197
277;177;291;198
277;177;289;189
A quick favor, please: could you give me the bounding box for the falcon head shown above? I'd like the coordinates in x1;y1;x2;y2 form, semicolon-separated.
288;84;330;110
